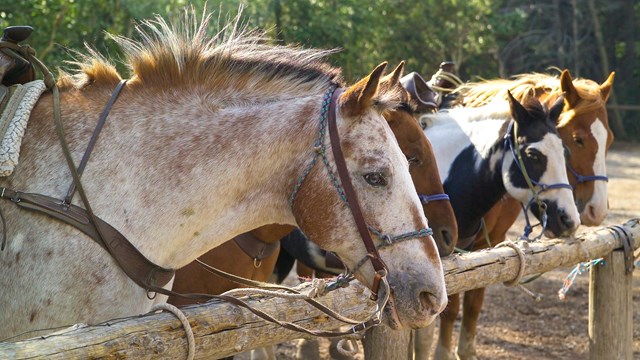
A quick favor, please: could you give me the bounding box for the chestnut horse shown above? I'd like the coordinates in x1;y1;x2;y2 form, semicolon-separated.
0;10;447;339
168;62;458;306
430;70;615;360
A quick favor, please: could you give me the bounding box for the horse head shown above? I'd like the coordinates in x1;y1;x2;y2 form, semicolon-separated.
503;91;580;237
381;64;458;256
292;62;446;329
555;69;615;226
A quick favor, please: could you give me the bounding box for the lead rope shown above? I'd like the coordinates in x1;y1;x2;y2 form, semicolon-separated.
496;240;543;301
149;303;195;360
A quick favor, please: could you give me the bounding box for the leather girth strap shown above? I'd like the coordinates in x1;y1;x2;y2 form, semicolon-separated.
0;188;175;287
327;88;387;298
233;232;280;261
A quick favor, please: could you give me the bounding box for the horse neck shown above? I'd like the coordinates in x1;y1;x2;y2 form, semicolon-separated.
427;114;509;239
19;84;322;269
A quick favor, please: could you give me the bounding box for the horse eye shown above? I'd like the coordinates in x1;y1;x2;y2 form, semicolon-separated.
363;172;388;187
397;102;413;114
406;155;420;165
525;149;539;161
574;137;585;147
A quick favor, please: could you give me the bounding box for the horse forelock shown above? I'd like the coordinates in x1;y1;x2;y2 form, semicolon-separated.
58;8;343;98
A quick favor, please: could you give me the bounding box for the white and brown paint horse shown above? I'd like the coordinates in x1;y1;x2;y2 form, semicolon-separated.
427;70;614;360
0;11;446;339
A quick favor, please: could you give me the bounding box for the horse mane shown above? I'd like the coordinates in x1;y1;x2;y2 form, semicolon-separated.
455;72;607;127
57;8;349;101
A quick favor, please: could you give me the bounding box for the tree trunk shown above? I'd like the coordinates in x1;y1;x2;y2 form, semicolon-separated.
586;0;625;137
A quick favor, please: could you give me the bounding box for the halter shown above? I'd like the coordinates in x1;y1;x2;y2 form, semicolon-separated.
566;163;609;184
503;120;573;240
290;84;433;300
419;193;450;205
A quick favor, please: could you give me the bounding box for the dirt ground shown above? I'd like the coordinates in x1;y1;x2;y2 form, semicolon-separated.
269;141;640;359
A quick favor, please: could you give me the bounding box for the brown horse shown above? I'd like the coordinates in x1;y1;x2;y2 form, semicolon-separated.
431;70;615;360
169;62;458;301
0;10;447;339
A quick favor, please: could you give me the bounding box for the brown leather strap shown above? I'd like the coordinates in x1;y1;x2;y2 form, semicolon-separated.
327;88;387;297
0;188;175;287
64;79;127;205
233;232;280;261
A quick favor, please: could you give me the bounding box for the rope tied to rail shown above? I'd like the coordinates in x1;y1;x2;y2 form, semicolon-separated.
336;336;360;357
148;303;195;360
496;240;543;301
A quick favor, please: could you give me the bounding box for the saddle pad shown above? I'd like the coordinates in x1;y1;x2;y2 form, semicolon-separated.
0;80;46;176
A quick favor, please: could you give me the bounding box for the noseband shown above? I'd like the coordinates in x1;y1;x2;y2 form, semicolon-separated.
290;84;433;299
566;162;608;184
419;193;450;205
504;120;573;239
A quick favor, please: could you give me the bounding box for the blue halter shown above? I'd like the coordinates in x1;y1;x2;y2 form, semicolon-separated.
566;163;609;184
503;120;573;240
418;193;450;205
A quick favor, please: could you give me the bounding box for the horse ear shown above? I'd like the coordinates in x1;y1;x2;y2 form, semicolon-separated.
549;95;565;124
560;69;580;109
340;62;388;117
508;90;530;127
599;71;615;103
385;61;405;87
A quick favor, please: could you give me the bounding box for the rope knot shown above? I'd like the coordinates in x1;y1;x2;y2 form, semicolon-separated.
308;278;328;298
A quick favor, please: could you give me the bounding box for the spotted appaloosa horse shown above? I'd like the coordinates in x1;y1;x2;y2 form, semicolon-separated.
428;70;614;360
0;10;447;339
168;61;458;303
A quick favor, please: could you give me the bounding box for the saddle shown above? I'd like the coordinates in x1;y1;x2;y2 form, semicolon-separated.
0;27;46;177
400;61;463;113
0;26;36;87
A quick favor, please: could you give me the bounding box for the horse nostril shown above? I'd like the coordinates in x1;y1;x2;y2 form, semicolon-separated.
588;205;597;221
419;291;441;316
559;210;574;230
440;229;453;246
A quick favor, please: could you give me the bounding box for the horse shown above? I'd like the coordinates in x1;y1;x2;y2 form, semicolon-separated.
0;10;447;340
280;82;583;360
430;70;615;360
166;61;458;360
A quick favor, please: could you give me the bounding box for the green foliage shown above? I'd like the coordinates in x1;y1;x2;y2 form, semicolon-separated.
1;0;637;139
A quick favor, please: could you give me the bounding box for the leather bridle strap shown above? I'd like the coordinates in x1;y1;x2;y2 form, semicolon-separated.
327;88;388;297
64;79;127;205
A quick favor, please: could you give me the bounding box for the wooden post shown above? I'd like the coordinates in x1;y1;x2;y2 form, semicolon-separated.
363;327;412;360
588;250;633;360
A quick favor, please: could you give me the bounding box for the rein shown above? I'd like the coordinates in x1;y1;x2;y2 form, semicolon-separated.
503;120;573;240
290;84;434;300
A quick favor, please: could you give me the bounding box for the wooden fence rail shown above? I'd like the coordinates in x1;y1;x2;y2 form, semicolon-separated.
0;218;637;359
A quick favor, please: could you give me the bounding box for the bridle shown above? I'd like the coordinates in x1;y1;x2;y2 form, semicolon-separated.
566;161;608;184
503;120;573;240
419;193;450;205
290;84;434;300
